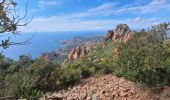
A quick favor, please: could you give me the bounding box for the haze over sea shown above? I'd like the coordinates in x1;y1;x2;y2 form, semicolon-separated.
1;31;105;60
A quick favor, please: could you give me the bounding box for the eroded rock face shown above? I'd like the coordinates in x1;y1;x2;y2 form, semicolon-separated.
68;46;88;61
104;24;133;43
104;30;114;41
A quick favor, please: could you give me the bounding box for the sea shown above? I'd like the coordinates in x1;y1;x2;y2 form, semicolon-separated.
0;30;105;60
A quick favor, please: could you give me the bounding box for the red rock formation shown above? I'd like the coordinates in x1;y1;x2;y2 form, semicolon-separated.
68;48;78;60
104;24;133;43
80;47;87;57
68;46;88;61
103;30;114;41
69;24;133;61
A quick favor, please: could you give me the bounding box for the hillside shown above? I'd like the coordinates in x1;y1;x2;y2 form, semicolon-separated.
1;23;170;100
1;0;170;100
40;23;170;100
43;75;170;100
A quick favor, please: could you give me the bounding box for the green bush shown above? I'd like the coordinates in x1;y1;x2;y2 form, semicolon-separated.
114;27;169;86
3;57;59;99
59;69;80;87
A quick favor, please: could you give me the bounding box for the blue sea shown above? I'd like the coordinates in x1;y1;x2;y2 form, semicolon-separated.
1;31;105;60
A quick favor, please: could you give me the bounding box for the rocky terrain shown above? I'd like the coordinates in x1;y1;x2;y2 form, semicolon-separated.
40;24;170;100
68;24;133;61
42;75;170;100
68;42;93;61
103;24;133;43
41;24;133;62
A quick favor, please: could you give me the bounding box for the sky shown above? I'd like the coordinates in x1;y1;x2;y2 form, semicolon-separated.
15;0;170;32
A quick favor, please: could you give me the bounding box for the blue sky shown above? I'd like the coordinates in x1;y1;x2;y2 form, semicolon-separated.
15;0;170;32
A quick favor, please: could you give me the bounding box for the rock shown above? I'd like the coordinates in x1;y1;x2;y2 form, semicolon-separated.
79;92;87;99
92;94;97;100
68;48;76;60
80;46;87;57
45;92;53;98
103;24;133;43
113;24;132;42
53;93;63;99
72;87;77;91
67;96;74;100
103;30;114;41
86;96;92;100
68;46;88;61
44;74;170;100
68;87;72;91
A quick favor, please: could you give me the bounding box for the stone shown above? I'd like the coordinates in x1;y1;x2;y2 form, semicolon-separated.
67;96;74;100
79;92;87;99
68;87;72;91
86;96;92;100
45;92;53;98
43;75;168;100
53;93;63;99
92;94;97;100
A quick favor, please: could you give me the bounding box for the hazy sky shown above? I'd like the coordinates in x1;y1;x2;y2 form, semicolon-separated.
16;0;170;32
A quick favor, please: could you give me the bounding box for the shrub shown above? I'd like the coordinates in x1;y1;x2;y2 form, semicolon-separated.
114;27;169;86
3;57;59;99
59;69;80;87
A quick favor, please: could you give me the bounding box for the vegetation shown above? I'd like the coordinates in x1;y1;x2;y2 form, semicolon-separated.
0;23;170;99
114;26;170;85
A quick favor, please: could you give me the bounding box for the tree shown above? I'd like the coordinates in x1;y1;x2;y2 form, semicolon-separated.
0;0;31;49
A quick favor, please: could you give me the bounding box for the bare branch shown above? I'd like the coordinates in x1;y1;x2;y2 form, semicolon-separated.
0;33;36;49
0;0;6;5
0;0;32;48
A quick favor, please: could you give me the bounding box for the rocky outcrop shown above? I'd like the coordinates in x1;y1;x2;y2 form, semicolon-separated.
68;24;133;61
68;46;87;61
68;42;94;61
104;30;114;41
104;24;133;43
42;75;170;100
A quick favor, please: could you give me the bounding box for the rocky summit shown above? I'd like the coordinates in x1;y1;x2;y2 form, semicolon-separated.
104;24;133;43
42;75;170;100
